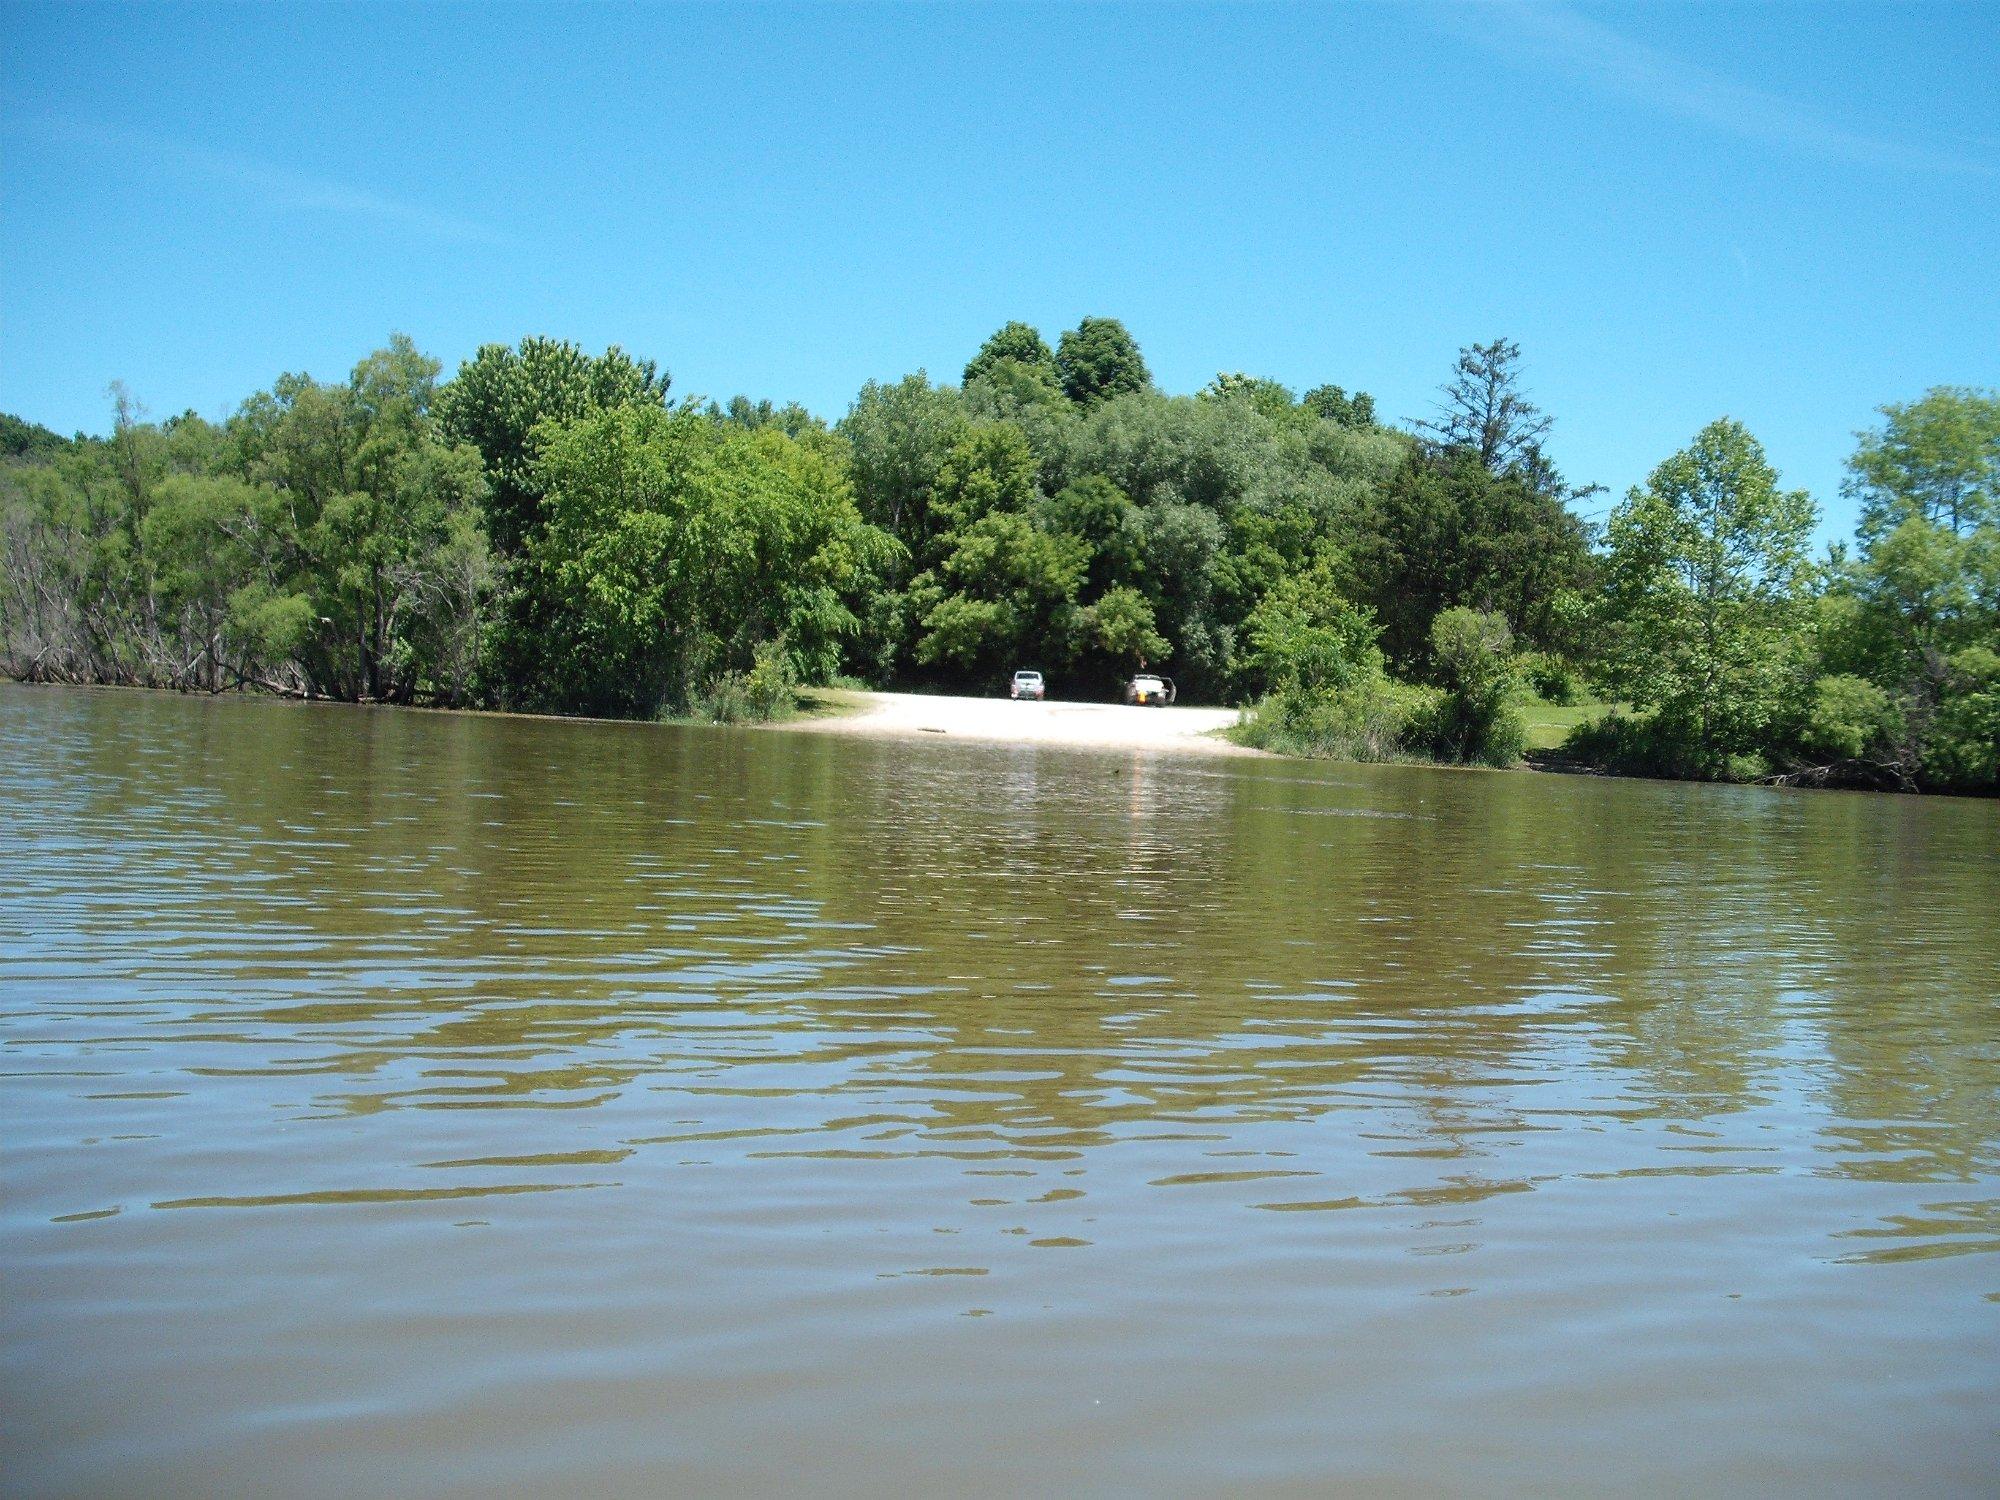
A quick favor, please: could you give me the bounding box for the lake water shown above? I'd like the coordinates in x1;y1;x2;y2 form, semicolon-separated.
3;683;1997;1496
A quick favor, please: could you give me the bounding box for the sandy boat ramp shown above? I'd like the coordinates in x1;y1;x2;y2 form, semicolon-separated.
777;690;1255;756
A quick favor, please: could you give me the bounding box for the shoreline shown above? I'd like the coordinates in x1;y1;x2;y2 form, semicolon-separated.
0;677;1257;756
6;679;1984;798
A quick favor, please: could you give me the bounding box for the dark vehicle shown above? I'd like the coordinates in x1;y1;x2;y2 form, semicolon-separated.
1123;673;1176;706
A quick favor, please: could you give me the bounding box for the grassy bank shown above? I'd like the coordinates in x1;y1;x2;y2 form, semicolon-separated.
1521;697;1611;752
788;686;872;722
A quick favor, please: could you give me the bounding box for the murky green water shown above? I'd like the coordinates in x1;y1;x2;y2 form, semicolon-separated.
3;683;1997;1496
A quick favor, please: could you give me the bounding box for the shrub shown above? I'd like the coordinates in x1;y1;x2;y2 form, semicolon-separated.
688;639;799;724
1922;647;2000;792
1720;751;1772;782
1794;673;1896;766
1414;607;1527;766
1559;708;1774;782
1520;650;1584;705
1241;553;1384;698
1235;604;1532;768
1235;678;1430;761
1558;711;1695;779
1408;692;1527;768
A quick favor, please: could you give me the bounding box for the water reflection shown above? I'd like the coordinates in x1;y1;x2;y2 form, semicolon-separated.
4;684;1997;1495
8;688;1998;1215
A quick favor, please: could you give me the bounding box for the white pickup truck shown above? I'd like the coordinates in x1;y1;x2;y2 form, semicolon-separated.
1123;674;1176;706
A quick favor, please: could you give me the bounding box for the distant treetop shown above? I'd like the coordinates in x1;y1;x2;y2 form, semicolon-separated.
433;337;669;554
1416;337;1551;475
1301;384;1376;430
1;411;70;460
1056;317;1150;406
964;322;1058;390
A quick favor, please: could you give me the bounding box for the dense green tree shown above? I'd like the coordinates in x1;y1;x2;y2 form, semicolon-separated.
1834;387;1999;677
1062;389;1284;512
837;373;969;554
1134;498;1231;693
1830;513;1998;677
911;513;1087;679
227;337;495;703
1301;384;1376;430
1084;584;1167;670
6;323;1987;795
1042;475;1166;687
1816;388;2000;787
1037;475;1144;595
1056;317;1150;406
5;432;165;686
1;341;489;704
902;422;1086;680
433;337;667;554
1038;384;1406;693
1234;551;1415;761
964;321;1059;389
1846;386;1999;540
1353;446;1592;668
930;422;1040;536
1201;373;1299;423
963;359;1075;495
710;396;827;439
1921;646;2000;788
526;404;886;716
1790;671;1899;769
138;474;312;693
1;413;69;461
1594;418;1818;776
1201;373;1382;437
1241;549;1382;695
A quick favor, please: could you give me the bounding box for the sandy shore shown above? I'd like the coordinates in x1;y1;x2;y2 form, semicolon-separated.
777;689;1257;756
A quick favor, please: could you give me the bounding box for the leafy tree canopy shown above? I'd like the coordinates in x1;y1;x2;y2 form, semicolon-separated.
964;321;1059;389
1301;384;1377;430
1845;385;1999;541
1353;445;1591;669
8;320;1989;794
1201;373;1299;423
836;373;969;557
1056;317;1150;406
1;412;70;461
527;404;887;716
1242;549;1383;696
1595;417;1818;772
434;337;668;554
932;423;1040;535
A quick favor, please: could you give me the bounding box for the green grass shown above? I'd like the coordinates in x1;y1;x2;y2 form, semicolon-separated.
791;686;872;721
1520;696;1612;752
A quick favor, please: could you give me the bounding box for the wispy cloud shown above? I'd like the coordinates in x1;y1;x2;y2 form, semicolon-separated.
1451;0;1991;175
15;117;514;246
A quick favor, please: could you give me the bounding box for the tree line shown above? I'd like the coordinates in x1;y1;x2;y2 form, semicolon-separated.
2;320;1994;793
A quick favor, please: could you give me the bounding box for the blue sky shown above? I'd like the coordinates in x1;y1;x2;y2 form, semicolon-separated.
3;0;1995;540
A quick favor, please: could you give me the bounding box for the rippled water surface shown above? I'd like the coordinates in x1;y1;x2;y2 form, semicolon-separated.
4;684;1998;1496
